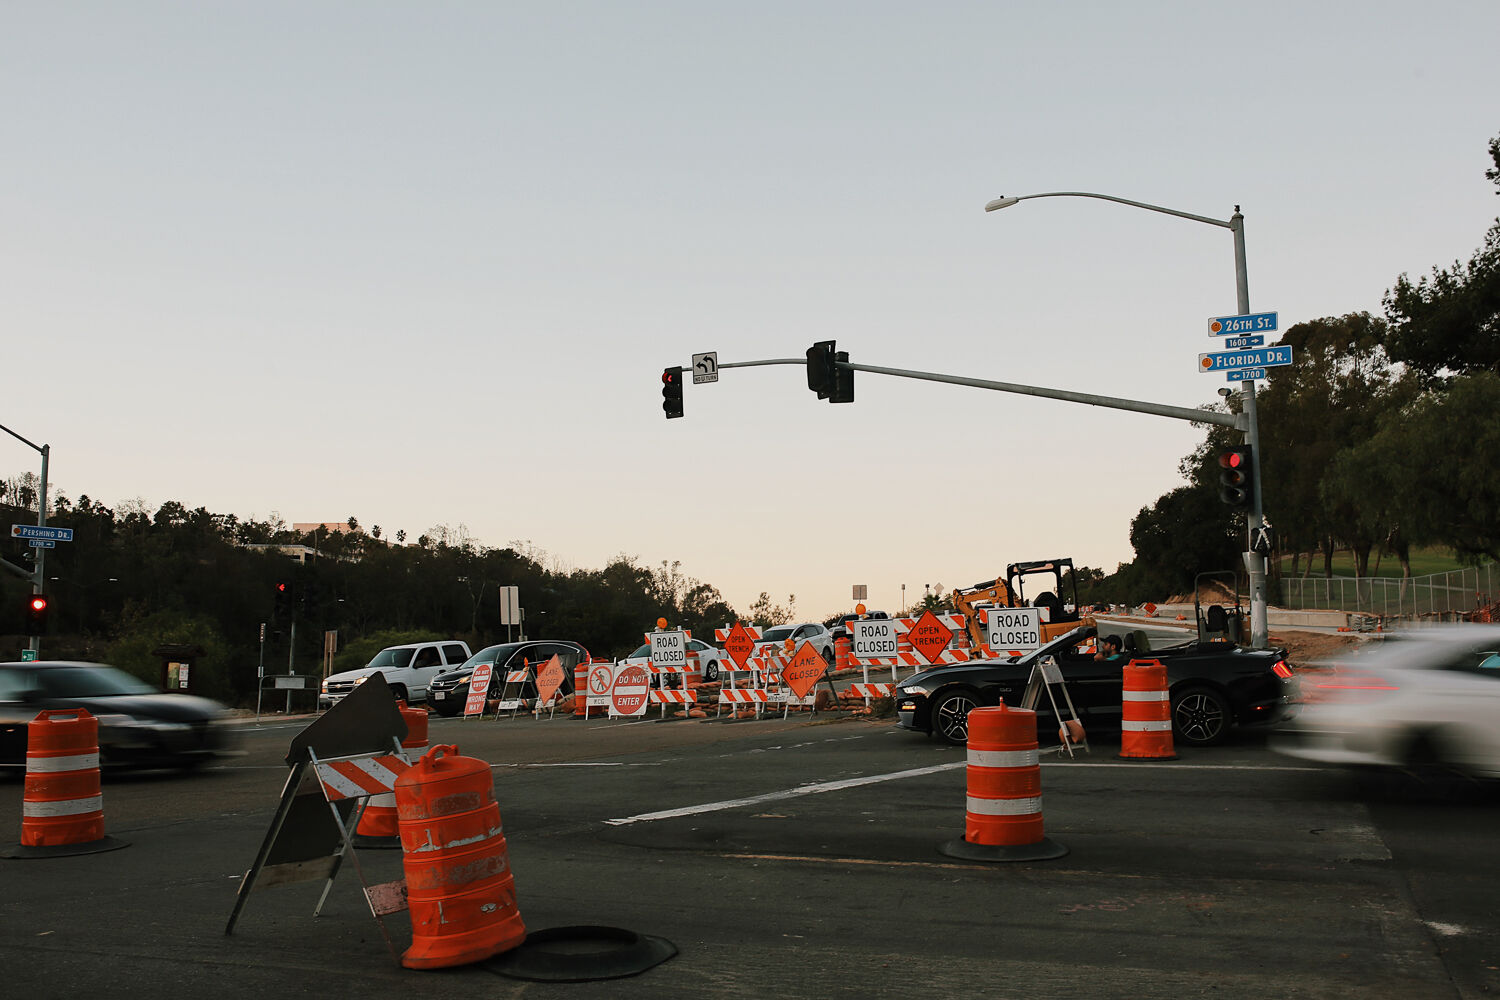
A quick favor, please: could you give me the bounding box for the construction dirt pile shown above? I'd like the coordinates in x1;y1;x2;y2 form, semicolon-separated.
1269;628;1366;667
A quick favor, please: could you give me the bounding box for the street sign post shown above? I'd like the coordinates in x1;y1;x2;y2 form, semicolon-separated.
1207;311;1278;336
10;524;73;542
1198;345;1293;374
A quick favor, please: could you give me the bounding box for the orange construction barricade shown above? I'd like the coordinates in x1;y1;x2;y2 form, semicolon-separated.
354;701;431;848
1119;659;1177;760
396;744;526;969
939;703;1066;862
2;709;128;858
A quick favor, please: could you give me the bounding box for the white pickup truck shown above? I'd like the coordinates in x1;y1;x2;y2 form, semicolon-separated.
318;640;472;710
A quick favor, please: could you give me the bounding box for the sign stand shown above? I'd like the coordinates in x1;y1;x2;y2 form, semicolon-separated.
1020;655;1088;757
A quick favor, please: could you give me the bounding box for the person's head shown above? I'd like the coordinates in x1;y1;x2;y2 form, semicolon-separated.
1101;634;1123;654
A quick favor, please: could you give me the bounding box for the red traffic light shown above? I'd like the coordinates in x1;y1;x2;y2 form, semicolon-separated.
662;370;677;385
275;582;288;593
1219;450;1246;470
28;595;48;613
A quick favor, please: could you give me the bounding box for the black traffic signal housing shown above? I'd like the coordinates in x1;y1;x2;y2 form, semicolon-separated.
1218;445;1254;509
24;593;50;635
831;349;854;404
661;367;684;419
806;341;836;399
274;580;293;618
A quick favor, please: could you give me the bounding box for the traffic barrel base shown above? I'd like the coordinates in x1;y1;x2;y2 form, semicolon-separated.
1119;659;1177;761
485;925;678;982
937;703;1067;864
1;710;130;860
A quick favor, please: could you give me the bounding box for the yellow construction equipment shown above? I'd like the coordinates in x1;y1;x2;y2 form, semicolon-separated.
952;559;1087;648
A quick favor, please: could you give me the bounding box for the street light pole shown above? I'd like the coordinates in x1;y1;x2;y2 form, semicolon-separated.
985;192;1270;648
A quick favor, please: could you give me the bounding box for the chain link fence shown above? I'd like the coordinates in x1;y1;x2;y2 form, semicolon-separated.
1280;562;1497;621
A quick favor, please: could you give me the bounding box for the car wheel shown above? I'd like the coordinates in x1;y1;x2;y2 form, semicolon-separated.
431;700;460;718
821;646;836;666
703;660;720;683
931;689;980;746
1171;685;1231;747
389;683;410;706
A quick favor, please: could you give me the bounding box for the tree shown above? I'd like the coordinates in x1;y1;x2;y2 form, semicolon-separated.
1329;372;1500;564
1382;132;1500;382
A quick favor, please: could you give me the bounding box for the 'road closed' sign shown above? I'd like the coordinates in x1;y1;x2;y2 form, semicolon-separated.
985;607;1044;654
852;618;897;659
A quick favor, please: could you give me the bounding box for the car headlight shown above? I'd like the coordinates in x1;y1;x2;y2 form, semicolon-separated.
353;675;369;686
320;680;329;693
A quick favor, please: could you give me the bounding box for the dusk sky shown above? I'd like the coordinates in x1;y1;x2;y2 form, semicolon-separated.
6;2;1498;621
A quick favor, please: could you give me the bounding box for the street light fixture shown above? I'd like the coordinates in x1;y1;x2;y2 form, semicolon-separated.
985;190;1270;648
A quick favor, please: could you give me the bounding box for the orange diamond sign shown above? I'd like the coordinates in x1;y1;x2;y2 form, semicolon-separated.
907;610;953;664
724;621;757;672
781;641;828;699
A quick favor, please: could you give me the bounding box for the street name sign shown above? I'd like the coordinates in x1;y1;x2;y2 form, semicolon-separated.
1207;311;1278;336
1226;368;1268;382
29;539;56;549
1222;335;1264;350
1198;345;1293;373
10;524;73;542
692;352;719;384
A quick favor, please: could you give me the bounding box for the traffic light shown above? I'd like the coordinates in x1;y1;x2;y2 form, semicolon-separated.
661;367;683;419
24;593;50;635
806;340;836;399
1217;445;1254;508
831;349;854;404
274;580;292;617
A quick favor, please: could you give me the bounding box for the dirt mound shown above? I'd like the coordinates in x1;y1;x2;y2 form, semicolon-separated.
1270;629;1365;667
1163;580;1239;605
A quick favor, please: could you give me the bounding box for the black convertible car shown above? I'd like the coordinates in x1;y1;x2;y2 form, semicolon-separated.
896;625;1298;747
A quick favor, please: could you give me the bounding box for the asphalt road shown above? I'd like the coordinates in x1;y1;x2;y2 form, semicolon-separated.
2;709;1497;999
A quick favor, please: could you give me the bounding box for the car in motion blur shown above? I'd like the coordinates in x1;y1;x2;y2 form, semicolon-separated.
1272;625;1500;779
0;660;233;771
896;625;1298;747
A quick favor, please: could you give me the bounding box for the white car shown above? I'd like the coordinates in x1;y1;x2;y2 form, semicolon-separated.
1272;625;1500;779
622;638;726;683
755;623;835;664
319;640;472;710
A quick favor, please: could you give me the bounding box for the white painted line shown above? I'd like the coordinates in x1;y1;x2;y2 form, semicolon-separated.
605;761;966;826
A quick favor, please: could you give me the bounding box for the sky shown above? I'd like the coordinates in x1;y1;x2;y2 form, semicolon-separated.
5;2;1498;624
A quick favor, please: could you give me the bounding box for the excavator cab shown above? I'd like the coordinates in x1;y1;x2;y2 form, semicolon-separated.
1006;559;1082;642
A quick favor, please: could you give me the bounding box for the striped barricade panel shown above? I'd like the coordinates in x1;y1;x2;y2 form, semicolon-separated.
718;689;772;704
650;690;697;705
314;754;411;802
844;683;896;698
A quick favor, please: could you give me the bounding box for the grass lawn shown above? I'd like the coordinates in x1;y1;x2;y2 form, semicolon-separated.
1279;546;1467;579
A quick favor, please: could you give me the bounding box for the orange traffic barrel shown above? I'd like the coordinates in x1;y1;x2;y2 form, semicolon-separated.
834;637;851;671
354;700;431;848
395;744;525;969
939;703;1066;862
1;709;129;859
1119;659;1177;760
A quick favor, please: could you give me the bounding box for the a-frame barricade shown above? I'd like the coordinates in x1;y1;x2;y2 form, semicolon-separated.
225;675;416;960
1020;654;1088;757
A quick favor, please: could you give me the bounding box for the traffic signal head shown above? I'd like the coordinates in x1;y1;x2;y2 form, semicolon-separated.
806;341;836;399
831;350;854;404
661;367;684;419
24;593;50;635
1217;445;1254;508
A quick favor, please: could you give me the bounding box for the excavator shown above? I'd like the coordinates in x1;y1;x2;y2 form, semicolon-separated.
950;558;1087;649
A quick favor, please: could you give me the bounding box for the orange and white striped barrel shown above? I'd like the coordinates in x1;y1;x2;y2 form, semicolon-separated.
396;744;525;969
1119;659;1176;760
940;703;1067;862
355;700;430;846
962;704;1046;847
21;709;106;848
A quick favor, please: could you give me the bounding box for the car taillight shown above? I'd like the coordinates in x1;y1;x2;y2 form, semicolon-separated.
1272;660;1293;680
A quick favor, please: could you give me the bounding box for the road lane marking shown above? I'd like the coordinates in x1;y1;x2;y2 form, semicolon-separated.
604;761;966;826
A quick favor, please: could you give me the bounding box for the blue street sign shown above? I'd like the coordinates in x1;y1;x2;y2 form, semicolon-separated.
1198;345;1293;373
1223;335;1264;350
9;524;73;542
1226;368;1268;382
29;539;57;549
1208;311;1278;336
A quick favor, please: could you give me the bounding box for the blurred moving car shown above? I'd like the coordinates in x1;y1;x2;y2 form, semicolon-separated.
319;640;472;710
621;637;726;683
756;623;835;664
896;625;1297;747
1272;625;1500;779
427;641;588;717
0;660;233;771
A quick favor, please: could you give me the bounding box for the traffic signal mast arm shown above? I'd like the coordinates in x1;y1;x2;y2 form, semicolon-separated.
693;354;1248;432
